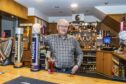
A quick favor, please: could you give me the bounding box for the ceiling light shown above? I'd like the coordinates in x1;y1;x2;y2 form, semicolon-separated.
70;3;78;8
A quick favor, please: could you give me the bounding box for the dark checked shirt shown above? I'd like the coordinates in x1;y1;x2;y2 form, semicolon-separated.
45;34;83;68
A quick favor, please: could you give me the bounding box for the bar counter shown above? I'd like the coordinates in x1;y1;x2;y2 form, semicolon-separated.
0;65;125;84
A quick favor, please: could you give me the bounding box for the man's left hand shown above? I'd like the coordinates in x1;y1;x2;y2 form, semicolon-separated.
71;65;79;74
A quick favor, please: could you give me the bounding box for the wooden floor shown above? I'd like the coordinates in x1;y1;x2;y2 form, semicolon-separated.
0;65;125;84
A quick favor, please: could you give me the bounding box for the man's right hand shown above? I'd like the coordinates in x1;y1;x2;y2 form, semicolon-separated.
71;65;79;74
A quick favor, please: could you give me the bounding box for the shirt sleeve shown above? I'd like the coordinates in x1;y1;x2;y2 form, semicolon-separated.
43;35;50;46
74;39;83;67
43;35;54;59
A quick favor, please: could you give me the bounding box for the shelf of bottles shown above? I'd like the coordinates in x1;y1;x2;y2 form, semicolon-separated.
69;22;98;50
69;22;98;73
80;50;96;72
112;56;126;81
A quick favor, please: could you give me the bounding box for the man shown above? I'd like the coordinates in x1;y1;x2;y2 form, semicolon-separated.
45;19;83;74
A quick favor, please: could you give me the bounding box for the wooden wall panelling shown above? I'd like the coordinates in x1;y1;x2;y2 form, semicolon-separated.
99;23;118;36
26;16;35;23
0;0;28;19
102;15;120;33
48;23;57;34
103;52;113;77
96;51;104;73
22;50;31;67
96;51;113;77
19;16;35;24
109;14;125;22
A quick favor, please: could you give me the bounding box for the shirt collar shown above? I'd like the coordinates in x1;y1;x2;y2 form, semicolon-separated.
58;34;68;40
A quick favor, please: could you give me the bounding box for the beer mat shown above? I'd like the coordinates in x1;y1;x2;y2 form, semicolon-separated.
4;76;56;84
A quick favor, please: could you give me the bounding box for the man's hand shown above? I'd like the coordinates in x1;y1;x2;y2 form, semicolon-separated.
71;65;79;74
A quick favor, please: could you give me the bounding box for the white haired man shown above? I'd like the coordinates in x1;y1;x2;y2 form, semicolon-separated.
44;19;83;74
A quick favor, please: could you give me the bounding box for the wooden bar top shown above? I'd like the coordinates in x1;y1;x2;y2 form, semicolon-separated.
0;65;125;84
113;53;126;61
97;50;126;61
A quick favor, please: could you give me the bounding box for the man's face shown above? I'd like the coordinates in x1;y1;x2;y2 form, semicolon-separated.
57;24;68;36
